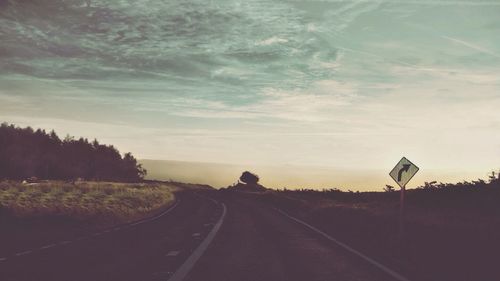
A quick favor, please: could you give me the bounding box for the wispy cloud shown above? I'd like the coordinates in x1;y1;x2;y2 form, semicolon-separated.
168;79;359;122
319;0;500;6
1;0;500;184
442;36;500;59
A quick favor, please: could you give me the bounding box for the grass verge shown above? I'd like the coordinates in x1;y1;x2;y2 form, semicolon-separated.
0;180;176;223
237;187;500;281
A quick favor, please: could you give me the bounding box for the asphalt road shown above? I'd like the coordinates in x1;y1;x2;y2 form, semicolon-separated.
186;191;396;281
0;190;409;281
0;192;222;281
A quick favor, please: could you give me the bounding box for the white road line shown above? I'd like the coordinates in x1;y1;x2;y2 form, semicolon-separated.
167;201;227;281
15;250;32;256
114;227;121;231
40;244;57;250
129;200;180;227
148;200;181;222
166;251;180;257
120;199;181;229
276;208;413;281
1;199;181;262
153;271;172;277
0;257;7;262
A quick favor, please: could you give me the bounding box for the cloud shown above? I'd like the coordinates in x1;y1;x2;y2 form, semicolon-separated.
317;0;500;6
442;36;500;59
168;79;359;122
256;37;288;46
2;0;500;184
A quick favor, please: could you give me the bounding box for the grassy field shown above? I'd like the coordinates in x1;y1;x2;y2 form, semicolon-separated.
0;181;177;222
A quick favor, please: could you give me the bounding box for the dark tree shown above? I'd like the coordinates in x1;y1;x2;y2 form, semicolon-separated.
488;171;499;184
0;123;146;182
384;185;395;192
239;171;259;185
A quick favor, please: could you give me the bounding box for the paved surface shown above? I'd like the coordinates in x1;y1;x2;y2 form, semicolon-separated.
186;191;391;281
1;190;407;281
0;192;222;281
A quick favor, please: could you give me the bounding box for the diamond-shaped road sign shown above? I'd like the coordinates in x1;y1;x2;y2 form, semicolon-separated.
389;157;419;188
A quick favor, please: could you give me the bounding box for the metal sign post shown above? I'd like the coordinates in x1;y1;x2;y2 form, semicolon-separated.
389;157;419;257
398;184;406;244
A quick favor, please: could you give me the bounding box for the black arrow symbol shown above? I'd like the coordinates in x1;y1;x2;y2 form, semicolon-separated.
397;164;411;181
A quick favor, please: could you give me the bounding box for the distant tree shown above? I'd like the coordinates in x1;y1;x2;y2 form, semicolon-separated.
423;181;438;190
49;130;60;143
488;171;499;184
472;179;487;188
239;171;259;185
384;184;395;192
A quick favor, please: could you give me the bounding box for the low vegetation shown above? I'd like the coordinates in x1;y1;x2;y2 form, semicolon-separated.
245;171;500;281
0;181;176;222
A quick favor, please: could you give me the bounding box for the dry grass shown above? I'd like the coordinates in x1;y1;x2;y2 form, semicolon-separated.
0;181;176;222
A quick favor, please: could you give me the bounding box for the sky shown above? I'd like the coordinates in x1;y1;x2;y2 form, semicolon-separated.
1;0;500;189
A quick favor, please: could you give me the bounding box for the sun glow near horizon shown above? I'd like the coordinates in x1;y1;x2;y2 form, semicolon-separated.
1;0;499;190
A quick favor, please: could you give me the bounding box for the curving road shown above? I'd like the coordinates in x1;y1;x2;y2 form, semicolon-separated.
0;192;222;281
0;190;410;281
186;191;400;281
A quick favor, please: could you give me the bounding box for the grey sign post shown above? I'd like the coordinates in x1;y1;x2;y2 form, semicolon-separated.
389;157;419;254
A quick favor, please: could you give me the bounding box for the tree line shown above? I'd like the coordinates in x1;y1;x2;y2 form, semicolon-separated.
0;123;146;182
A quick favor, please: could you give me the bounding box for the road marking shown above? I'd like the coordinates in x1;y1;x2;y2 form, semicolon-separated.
276;208;413;281
192;233;201;238
167;200;227;281
152;271;172;277
166;251;180;257
114;227;121;231
1;199;180;263
148;200;181;222
0;199;181;264
127;200;181;228
40;244;57;250
15;250;32;256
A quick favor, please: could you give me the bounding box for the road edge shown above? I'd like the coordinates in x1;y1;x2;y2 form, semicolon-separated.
275;208;413;281
167;197;227;281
